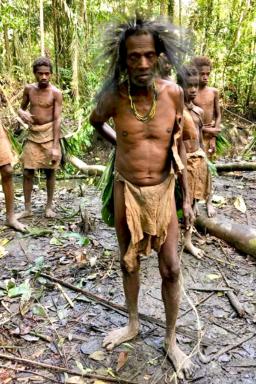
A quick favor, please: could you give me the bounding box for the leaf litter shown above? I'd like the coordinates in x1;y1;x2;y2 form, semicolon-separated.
0;175;255;383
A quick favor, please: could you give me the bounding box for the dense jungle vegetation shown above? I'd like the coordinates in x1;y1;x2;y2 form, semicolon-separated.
0;0;255;160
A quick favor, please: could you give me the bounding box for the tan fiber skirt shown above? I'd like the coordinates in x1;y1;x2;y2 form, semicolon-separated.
187;156;211;203
0;124;14;167
22;140;60;169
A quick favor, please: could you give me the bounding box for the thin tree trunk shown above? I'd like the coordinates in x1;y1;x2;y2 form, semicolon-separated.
40;0;45;56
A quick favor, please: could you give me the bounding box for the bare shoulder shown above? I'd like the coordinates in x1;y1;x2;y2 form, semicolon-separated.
157;78;183;103
193;104;204;117
209;86;219;96
90;89;117;123
51;84;62;97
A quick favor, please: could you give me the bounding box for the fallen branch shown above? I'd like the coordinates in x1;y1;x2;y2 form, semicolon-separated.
36;273;213;346
67;155;105;175
188;286;232;292
216;263;245;317
215;161;256;172
195;214;256;258
0;354;136;384
199;332;256;364
56;283;74;308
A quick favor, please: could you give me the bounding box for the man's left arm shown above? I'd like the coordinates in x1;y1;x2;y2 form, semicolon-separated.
51;90;63;162
213;89;221;133
175;88;194;229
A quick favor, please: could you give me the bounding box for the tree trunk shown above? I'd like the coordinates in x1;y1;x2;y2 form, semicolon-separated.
195;214;256;258
215;162;256;172
168;0;175;21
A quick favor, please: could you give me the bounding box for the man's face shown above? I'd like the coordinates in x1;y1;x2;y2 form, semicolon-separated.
126;33;157;87
35;66;51;88
184;76;199;101
198;65;211;86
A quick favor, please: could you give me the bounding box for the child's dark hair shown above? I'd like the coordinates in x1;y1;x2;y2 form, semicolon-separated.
191;56;212;70
32;57;53;74
177;65;198;87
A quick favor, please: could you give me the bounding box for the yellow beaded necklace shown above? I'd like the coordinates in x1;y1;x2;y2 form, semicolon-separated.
128;79;157;123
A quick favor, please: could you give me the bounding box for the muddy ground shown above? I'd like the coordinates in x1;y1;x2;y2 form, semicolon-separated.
0;171;255;384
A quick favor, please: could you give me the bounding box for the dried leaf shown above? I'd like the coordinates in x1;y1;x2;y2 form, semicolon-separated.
116;351;128;372
21;334;39;342
234;195;246;213
206;273;221;281
89;350;105;361
50;237;63;246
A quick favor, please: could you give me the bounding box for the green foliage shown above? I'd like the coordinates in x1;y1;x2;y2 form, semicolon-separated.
0;0;255;168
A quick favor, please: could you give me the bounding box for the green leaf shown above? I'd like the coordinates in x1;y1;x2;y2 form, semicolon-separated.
32;304;47;317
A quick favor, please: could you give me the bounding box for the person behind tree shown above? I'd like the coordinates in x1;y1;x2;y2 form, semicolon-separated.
191;56;221;159
0;121;26;231
177;65;214;258
90;16;195;379
18;57;62;219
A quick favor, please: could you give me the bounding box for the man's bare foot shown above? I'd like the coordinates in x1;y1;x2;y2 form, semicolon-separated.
207;203;215;218
6;217;27;232
184;240;204;259
103;322;139;351
16;209;33;219
164;341;195;379
45;208;56;218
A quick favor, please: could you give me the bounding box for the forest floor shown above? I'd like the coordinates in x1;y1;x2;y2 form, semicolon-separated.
0;167;256;384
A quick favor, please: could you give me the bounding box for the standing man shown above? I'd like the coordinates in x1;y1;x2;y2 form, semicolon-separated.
18;57;62;218
0;122;26;231
90;18;194;379
191;56;221;159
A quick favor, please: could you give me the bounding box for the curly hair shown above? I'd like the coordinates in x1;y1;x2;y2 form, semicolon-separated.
32;57;53;74
95;16;188;108
191;56;212;70
177;64;198;87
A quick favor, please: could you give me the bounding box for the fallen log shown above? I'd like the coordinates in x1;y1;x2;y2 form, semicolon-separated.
215;161;256;172
67;155;105;175
195;214;256;258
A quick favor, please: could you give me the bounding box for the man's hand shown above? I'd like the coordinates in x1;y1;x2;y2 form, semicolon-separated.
182;201;195;230
50;147;61;164
18;110;34;125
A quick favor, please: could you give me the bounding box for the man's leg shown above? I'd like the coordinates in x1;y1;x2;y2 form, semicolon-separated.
45;169;56;218
0;164;26;231
103;180;140;350
184;200;204;259
18;168;34;218
159;199;194;379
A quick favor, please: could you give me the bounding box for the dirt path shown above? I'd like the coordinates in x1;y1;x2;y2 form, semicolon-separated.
0;173;255;383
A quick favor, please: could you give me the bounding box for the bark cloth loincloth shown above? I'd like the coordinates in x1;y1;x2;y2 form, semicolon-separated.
0;123;14;167
115;115;184;273
186;148;211;204
22;122;60;169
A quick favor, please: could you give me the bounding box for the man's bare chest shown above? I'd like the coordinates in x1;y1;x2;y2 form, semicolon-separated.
30;90;54;108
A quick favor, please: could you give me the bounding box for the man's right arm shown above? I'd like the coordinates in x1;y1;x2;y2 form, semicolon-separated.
89;93;116;146
18;85;34;125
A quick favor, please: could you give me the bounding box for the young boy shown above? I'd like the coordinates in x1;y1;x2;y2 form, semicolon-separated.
18;57;62;218
191;56;221;158
177;65;214;258
0;122;26;231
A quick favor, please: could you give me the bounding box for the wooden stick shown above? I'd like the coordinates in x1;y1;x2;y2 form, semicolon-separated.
179;292;215;318
56;283;74;308
216;263;245;317
188;286;232;292
199;332;256;364
0;364;58;383
38;272;167;328
0;353;136;384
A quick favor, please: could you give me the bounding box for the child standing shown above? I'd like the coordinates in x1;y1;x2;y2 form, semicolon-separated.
177;65;214;258
191;56;221;158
